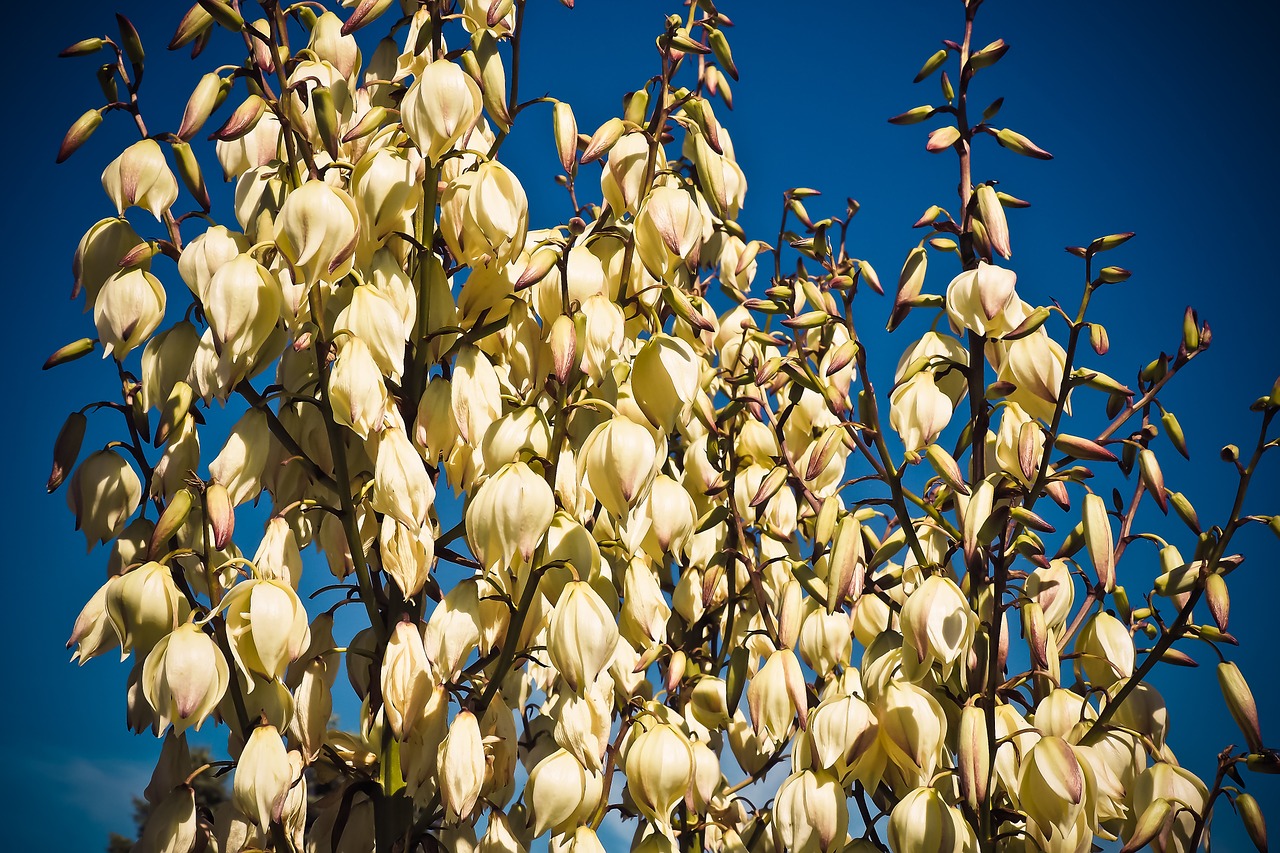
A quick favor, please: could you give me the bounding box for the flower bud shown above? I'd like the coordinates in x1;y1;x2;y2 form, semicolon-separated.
415;375;459;463
890;373;955;453
899;575;977;682
136;783;197;853
635;185;703;280
441;160;529;268
233;725;293;832
466;461;555;570
329;336;389;438
1236;792;1267;853
440;710;485;824
624;720;694;827
102;139;179;220
631;334;700;434
274;180;359;285
945;261;1019;337
95;268;167;360
581;416;659;520
1082;492;1116;592
208;409;270;507
381;620;435;740
549;581;619;693
402;59;483;166
1218;661;1264;753
775;769;848;853
1074;611;1133;688
221;578;310;682
105;561;188;660
142;621;229;734
876;680;947;785
887;786;976;853
525;748;603;838
748;648;806;749
956;701;990;812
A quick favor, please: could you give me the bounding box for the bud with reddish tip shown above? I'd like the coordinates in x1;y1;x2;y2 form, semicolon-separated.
1218;662;1264;753
102;140;179;220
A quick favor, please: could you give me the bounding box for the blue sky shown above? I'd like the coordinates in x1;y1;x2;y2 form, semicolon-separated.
4;0;1278;849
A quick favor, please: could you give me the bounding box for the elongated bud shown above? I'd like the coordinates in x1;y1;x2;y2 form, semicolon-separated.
169;4;213;50
1161;410;1189;458
1169;490;1200;533
44;338;97;370
60;37;105;57
211;95;266;141
439;710;485;824
1218;662;1264;753
976;183;1010;259
1054;433;1118;462
1205;573;1230;629
996;127;1053;159
342;0;396;35
197;0;244;31
888;246;926;331
154;380;193;447
1236;793;1268;853
958;701;989;812
57;109;102;164
914;48;949;82
48;411;88;493
170;141;209;210
205;482;234;550
177;72;225;140
826;515;864;612
549;314;577;385
1137;448;1167;513
1121;799;1173;853
552;100;578;173
924;444;969;495
1082;492;1115;592
581;117;625;164
116;14;145;73
149;488;194;557
342;105;389;143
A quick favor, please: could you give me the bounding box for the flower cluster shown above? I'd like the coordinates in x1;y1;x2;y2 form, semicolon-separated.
49;1;1276;852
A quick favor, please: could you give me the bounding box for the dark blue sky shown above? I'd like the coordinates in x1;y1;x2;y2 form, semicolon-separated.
4;1;1278;849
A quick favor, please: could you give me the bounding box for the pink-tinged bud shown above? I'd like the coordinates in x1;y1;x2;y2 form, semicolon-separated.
102;140;179;220
624;720;694;828
274;180;359;285
1236;793;1267;853
233;725;292;833
177;71;227;141
43;337;98;370
381;620;435;740
976;182;1011;259
220;578;310;682
67;448;142;549
48;411;88;494
887;786;976;853
401;60;483;166
548;581;619;693
57;109;103;164
205;482;234;549
957;701;989;812
341;0;395;35
552;100;578;174
549;313;577;385
581;116;625;165
94;268;167;360
996;127;1054;159
1218;662;1264;753
1018;736;1085;838
775;769;848;853
635;185;704;280
525;748;603;838
142;622;229;734
149;488;194;558
580;416;659;519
